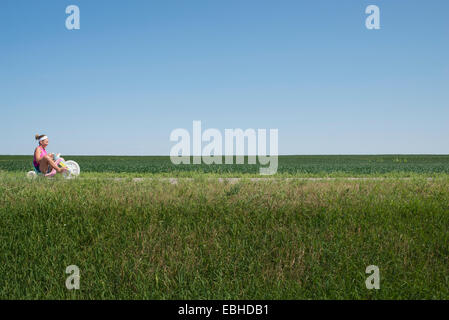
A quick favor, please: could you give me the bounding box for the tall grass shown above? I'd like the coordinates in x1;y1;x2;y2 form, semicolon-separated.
1;174;448;299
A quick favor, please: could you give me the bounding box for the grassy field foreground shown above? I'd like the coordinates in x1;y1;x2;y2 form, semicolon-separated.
1;174;448;299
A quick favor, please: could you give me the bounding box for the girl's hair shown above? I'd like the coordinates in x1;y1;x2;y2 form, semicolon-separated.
35;134;46;141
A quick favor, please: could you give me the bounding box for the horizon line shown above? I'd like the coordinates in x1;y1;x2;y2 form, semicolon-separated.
1;154;449;157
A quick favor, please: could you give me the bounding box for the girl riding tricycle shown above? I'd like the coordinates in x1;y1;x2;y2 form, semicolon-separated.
28;134;80;179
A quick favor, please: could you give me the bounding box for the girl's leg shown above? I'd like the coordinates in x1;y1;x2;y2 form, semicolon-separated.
39;155;63;173
38;157;49;174
45;158;63;177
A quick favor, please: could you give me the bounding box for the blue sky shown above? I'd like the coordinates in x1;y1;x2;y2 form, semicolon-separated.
1;0;448;155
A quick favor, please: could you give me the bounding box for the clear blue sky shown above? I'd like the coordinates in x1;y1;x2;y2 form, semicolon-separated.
1;0;448;155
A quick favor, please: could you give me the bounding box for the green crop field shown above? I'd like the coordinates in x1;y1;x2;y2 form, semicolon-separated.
1;155;449;176
0;155;448;299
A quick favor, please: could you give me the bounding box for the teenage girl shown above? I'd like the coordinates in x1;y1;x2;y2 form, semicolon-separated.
33;134;65;174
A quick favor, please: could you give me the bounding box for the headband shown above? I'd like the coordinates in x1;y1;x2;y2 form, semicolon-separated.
39;136;48;142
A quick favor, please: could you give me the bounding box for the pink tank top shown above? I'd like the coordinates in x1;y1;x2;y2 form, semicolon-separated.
33;146;47;168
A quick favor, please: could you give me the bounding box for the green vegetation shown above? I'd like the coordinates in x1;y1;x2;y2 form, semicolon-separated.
0;155;448;299
2;155;449;176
